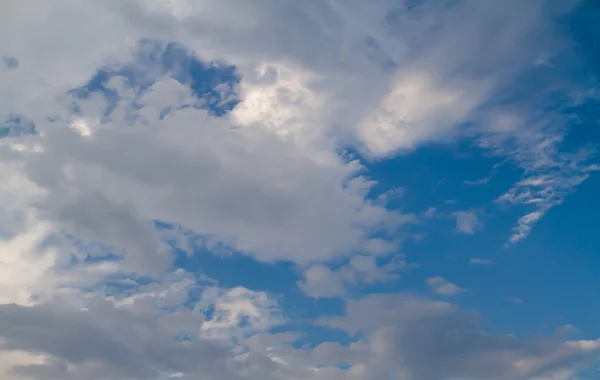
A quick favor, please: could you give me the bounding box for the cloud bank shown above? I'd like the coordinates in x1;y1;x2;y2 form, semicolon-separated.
0;0;598;379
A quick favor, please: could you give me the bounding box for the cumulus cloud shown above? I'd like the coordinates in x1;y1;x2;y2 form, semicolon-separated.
0;0;599;379
16;76;406;265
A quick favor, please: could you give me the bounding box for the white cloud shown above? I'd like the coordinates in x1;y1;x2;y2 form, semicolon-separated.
453;211;483;235
426;276;465;296
200;287;284;341
497;163;599;243
297;265;349;299
353;0;579;154
2;74;409;267
358;69;489;155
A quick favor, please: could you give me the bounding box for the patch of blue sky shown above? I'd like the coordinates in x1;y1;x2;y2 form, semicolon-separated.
39;233;167;298
155;223;351;345
173;244;346;319
68;39;240;120
47;233;123;265
360;141;513;213
268;322;359;351
353;131;598;339
490;173;600;337
1;56;18;70
0;115;36;138
561;96;600;151
568;0;600;75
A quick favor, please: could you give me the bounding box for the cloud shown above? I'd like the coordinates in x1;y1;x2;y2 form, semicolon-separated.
297;265;348;299
1;0;595;247
199;287;284;341
421;207;439;220
497;164;599;243
426;277;466;296
0;269;291;380
453;211;483;235
464;176;492;186
1;1;599;379
354;0;580;153
469;258;493;265
1;288;598;380
320;294;600;380
298;255;407;298
509;297;525;304
5;72;409;266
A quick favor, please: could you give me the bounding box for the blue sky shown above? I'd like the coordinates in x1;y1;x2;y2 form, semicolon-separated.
0;0;599;379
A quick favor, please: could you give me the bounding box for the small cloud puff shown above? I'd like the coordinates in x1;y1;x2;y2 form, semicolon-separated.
453;211;483;235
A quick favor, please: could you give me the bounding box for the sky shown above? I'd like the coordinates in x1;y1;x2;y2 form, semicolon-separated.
0;0;599;379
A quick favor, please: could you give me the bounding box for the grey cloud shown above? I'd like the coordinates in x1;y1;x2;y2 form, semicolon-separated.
0;282;266;380
322;293;600;380
298;255;407;298
0;288;598;380
19;78;404;266
0;303;159;379
40;192;169;274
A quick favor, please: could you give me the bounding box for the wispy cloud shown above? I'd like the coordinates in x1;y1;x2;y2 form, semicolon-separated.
426;276;466;296
469;258;492;265
496;162;599;243
464;176;491;186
